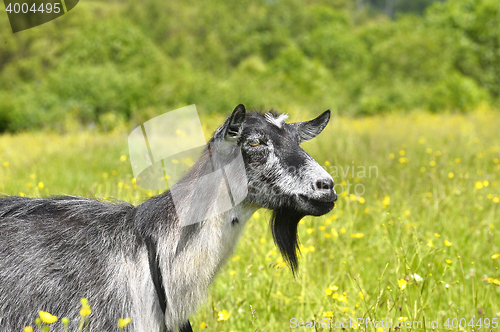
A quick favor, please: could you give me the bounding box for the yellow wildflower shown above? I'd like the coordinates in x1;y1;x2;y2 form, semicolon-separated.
382;196;390;207
337;295;347;303
38;182;44;190
492;254;500;259
80;304;91;317
24;327;34;332
217;309;230;321
446;259;452;264
475;181;483;189
118;318;131;328
444;239;452;247
120;155;127;161
398;279;407;290
358;291;364;300
325;285;338;295
39;311;58;324
252;211;260;219
448;172;454;179
323;311;333;317
200;322;207;329
351;233;364;239
434;233;441;238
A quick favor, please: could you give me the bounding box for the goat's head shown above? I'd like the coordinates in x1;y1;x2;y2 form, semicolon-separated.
212;104;336;273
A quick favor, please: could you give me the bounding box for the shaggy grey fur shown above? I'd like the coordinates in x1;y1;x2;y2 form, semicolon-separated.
0;105;336;331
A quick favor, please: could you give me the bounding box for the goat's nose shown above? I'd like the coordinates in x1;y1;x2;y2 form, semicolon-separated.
315;179;334;191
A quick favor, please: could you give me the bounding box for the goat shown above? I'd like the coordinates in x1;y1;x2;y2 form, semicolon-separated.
0;104;336;331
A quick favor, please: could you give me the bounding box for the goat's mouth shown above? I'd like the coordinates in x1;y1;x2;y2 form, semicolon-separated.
297;194;335;216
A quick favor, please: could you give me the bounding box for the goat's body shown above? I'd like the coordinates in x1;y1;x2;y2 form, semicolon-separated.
0;194;256;331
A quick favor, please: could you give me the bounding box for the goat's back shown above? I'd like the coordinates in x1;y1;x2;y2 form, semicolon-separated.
0;196;142;331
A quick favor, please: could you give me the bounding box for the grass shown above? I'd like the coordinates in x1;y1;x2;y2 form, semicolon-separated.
1;108;499;331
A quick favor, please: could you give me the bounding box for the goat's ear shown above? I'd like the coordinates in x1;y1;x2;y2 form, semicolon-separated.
296;110;330;142
224;104;246;140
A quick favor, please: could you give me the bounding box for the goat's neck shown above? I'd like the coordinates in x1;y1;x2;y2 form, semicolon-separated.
155;195;257;328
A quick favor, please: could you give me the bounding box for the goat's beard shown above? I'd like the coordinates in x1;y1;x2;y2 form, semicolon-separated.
270;207;304;275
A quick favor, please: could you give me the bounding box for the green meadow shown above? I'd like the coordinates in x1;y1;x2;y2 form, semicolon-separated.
1;108;499;331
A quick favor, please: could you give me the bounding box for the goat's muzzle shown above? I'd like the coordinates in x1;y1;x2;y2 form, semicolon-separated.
297;178;337;216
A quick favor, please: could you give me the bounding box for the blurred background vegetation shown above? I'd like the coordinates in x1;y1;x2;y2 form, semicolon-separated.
0;0;498;132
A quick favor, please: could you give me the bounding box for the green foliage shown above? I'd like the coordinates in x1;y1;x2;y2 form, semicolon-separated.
427;0;500;99
0;0;499;132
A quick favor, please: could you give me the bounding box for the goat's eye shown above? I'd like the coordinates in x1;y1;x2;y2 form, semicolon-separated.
248;139;260;147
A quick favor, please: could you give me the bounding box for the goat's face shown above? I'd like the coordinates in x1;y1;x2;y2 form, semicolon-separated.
221;104;336;215
217;104;337;273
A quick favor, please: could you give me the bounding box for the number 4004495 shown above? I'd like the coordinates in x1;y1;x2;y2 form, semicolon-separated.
5;2;61;14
